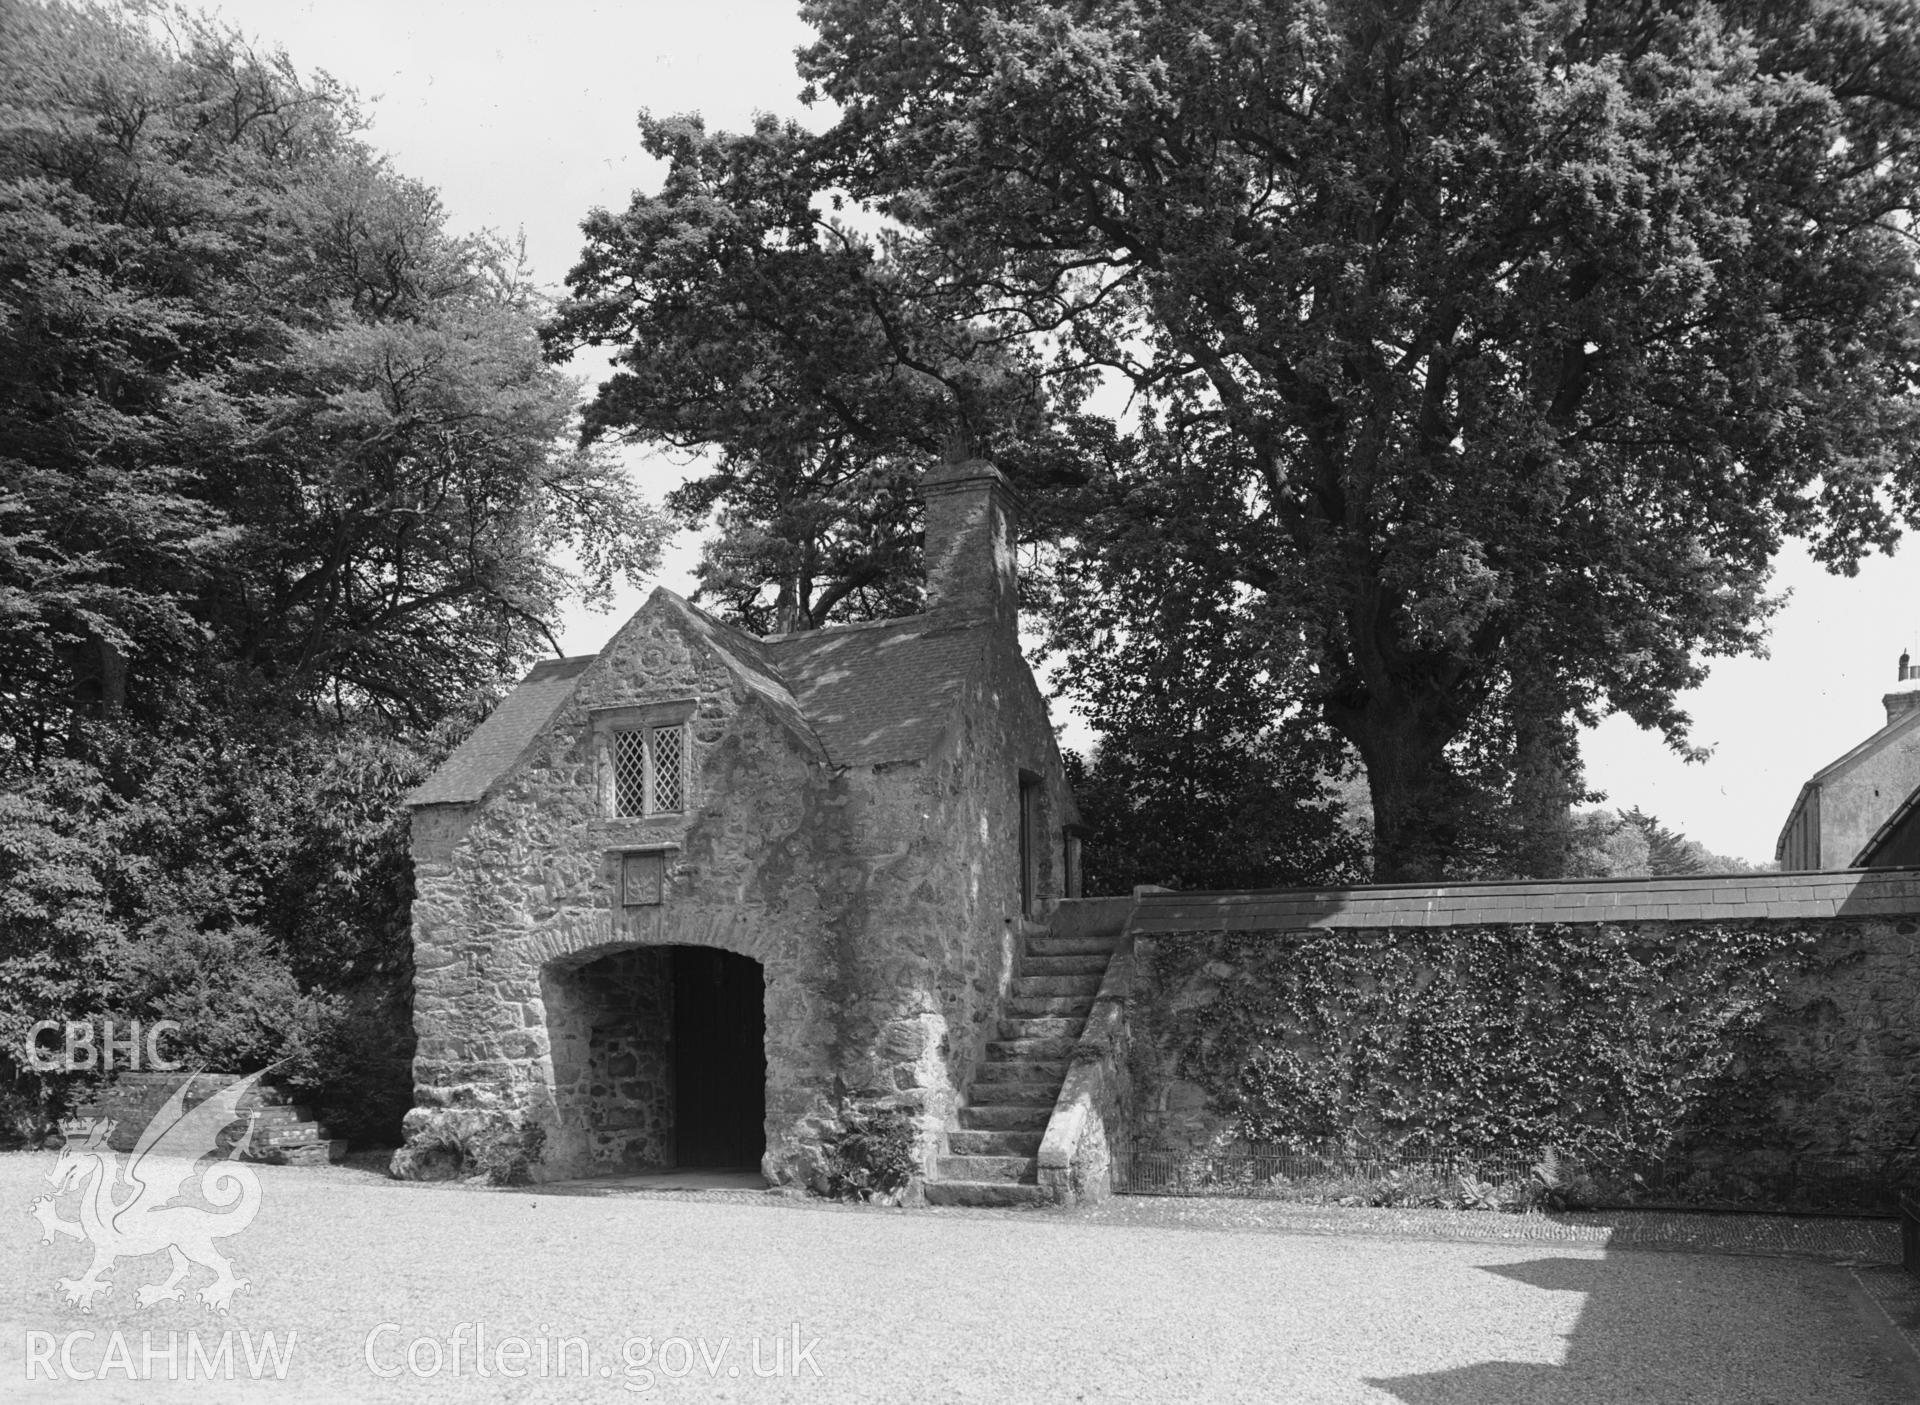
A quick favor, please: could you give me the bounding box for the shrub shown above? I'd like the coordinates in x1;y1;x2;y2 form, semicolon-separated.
391;1112;548;1185
821;1105;919;1202
471;1115;549;1187
0;715;438;1145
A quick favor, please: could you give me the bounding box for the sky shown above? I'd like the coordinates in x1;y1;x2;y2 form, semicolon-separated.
202;0;1920;866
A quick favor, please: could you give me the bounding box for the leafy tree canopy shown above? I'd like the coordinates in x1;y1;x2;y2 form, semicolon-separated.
555;0;1920;881
1;0;667;751
792;0;1920;879
544;111;1078;632
0;1;666;1135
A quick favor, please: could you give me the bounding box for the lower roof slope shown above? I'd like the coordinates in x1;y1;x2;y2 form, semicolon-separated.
405;594;996;807
406;655;595;807
762;613;986;767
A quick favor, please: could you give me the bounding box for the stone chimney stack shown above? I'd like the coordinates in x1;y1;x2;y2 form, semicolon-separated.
922;458;1020;627
1886;649;1920;726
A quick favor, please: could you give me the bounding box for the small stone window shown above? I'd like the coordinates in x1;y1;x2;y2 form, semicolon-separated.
612;725;687;817
592;699;696;819
650;725;684;812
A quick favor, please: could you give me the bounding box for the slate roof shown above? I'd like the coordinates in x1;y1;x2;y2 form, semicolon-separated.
762;614;986;767
1852;785;1920;867
404;596;994;807
1128;867;1920;933
404;655;597;806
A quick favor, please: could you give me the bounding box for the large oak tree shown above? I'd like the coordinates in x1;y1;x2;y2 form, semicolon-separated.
784;0;1920;880
553;1;1920;881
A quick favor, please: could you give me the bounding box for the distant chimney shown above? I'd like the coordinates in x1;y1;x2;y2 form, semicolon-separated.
921;458;1020;626
1888;648;1920;726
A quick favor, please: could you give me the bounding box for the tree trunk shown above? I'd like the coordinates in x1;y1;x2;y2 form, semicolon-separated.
1328;695;1469;885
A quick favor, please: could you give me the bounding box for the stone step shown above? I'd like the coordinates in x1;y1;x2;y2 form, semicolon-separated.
94;1075;295;1108
1026;933;1120;958
227;1105;315;1125
974;1059;1068;1084
1011;973;1103;998
1020;954;1112;978
961;1081;1058;1107
278;1139;348;1167
71;1108;320;1139
958;1105;1051;1132
936;1154;1037;1184
1005;995;1095;1019
923;1180;1054;1208
66;1119;335;1160
998;1015;1084;1041
948;1129;1043;1157
986;1036;1079;1061
1042;897;1134;942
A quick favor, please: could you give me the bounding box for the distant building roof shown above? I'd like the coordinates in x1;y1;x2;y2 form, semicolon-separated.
1775;704;1920;864
405;598;995;807
1852;783;1920;867
1804;704;1920;790
404;655;596;807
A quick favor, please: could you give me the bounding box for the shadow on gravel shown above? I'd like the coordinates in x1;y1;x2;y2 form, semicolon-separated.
1362;1256;1594;1403
1364;1252;1920;1404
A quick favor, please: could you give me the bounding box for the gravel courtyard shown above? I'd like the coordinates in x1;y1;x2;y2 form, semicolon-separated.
3;1153;1915;1403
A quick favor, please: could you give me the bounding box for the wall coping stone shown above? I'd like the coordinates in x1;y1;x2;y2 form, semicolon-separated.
1128;867;1920;934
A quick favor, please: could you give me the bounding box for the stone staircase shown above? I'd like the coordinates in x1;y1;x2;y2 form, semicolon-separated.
69;1072;347;1167
926;906;1126;1206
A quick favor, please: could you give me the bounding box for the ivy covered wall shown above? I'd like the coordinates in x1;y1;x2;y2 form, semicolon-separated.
1129;911;1920;1175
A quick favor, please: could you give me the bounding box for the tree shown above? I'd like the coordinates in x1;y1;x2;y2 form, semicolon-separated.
1053;566;1368;891
0;2;666;1137
1560;804;1761;878
664;449;926;634
0;0;666;748
545;111;1067;632
790;0;1920;879
1038;409;1609;882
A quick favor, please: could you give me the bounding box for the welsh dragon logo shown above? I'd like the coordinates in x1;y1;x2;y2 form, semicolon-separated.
27;1068;273;1314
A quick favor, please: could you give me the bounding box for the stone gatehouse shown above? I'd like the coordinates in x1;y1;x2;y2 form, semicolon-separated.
391;462;1920;1205
393;460;1081;1185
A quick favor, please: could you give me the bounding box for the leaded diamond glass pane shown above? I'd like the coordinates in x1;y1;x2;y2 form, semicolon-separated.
612;730;648;816
650;726;683;812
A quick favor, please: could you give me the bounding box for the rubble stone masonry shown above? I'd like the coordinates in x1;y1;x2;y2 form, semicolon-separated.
1126;870;1920;1173
400;594;1073;1185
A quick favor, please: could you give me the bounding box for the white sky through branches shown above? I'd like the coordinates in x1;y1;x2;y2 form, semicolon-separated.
205;0;1920;866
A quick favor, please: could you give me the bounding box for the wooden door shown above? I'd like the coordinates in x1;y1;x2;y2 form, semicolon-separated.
1019;772;1041;917
671;947;766;1168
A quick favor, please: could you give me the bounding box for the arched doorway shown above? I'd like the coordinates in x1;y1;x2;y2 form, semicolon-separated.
544;944;767;1176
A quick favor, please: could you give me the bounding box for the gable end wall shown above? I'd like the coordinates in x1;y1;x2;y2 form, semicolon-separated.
399;600;1082;1187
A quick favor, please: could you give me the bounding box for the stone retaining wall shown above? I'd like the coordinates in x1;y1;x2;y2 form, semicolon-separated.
70;1072;345;1165
1125;869;1920;1176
